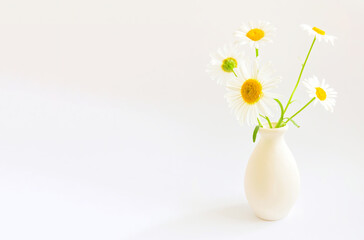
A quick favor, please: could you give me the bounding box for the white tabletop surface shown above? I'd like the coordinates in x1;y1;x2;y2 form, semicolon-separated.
0;81;362;239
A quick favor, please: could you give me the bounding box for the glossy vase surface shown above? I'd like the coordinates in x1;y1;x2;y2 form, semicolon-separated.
245;125;300;220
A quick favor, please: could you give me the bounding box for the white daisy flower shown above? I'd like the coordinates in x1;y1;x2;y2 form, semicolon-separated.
234;21;276;49
206;44;244;86
301;24;337;45
225;60;281;126
303;76;337;112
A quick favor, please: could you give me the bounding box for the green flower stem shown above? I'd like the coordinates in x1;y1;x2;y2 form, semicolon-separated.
232;69;237;77
257;118;263;127
266;116;273;128
255;48;259;58
275;117;284;128
283;36;316;114
259;114;273;129
285;97;315;123
274;98;284;128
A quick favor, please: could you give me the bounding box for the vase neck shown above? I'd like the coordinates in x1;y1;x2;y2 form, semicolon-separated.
258;125;288;141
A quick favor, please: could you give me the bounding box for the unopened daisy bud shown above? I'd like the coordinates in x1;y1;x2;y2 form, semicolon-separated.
221;58;238;72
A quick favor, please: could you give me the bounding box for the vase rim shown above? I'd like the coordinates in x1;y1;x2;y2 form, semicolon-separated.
259;122;288;133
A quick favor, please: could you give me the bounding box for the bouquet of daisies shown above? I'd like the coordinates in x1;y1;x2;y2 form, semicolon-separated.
207;21;337;142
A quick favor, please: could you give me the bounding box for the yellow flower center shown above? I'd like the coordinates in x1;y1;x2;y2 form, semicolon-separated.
246;28;265;41
312;27;325;35
221;57;238;73
315;87;327;101
241;79;263;104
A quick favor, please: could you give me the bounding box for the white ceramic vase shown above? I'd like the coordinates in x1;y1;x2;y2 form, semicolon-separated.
244;125;300;221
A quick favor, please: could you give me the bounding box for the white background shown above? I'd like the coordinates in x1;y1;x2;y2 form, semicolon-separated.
0;0;363;239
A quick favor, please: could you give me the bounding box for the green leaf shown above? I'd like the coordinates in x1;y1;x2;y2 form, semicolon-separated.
289;100;297;105
274;98;284;128
289;119;300;128
253;125;260;143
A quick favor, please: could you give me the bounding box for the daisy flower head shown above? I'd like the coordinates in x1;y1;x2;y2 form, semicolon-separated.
303;76;337;112
301;24;336;45
234;21;276;49
206;44;244;86
225;60;281;126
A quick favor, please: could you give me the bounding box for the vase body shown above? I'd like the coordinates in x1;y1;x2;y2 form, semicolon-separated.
244;126;300;221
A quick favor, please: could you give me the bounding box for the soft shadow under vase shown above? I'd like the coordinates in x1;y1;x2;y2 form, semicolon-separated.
244;125;300;221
